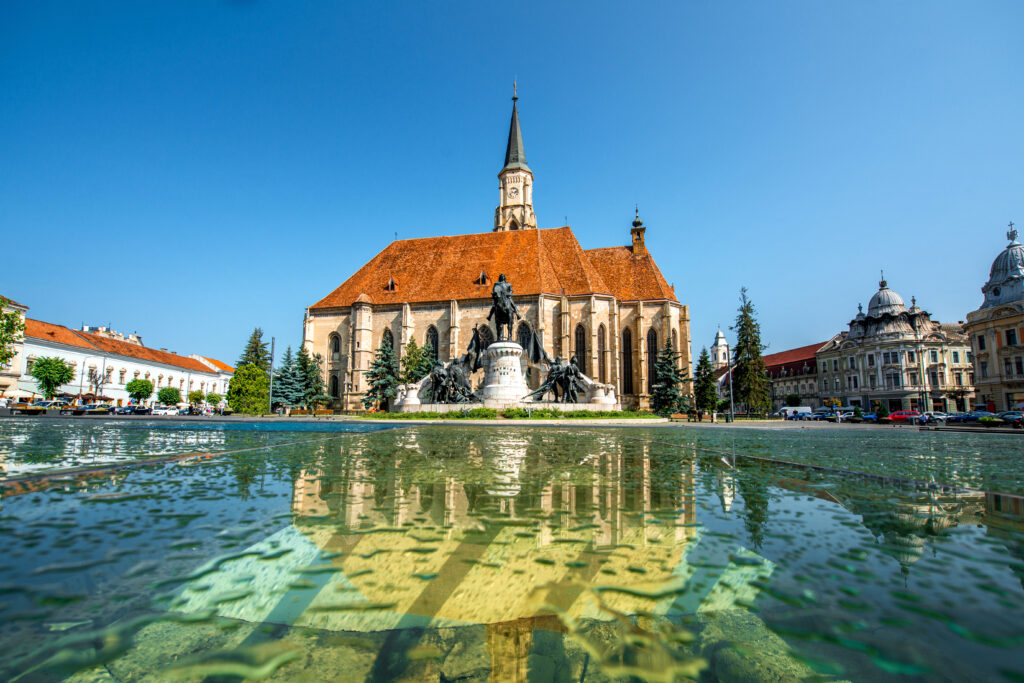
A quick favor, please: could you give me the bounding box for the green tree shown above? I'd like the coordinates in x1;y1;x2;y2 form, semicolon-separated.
731;287;770;413
227;363;270;415
157;387;181;405
363;336;400;411
238;328;271;375
650;341;689;416
784;394;801;407
125;378;154;404
188;390;204;404
693;347;718;414
0;298;25;369
295;346;327;408
30;356;74;399
401;338;433;384
206;391;222;405
272;346;302;407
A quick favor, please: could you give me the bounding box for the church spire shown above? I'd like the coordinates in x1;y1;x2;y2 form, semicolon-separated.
502;83;529;173
495;85;537;231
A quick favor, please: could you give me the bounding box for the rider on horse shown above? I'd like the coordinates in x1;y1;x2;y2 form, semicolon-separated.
487;273;520;341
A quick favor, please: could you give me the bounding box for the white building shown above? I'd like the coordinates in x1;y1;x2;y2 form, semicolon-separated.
11;317;232;405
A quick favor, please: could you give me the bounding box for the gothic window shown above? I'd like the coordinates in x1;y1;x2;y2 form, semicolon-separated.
646;328;658;394
426;326;439;361
622;329;633;395
330;375;339;398
330;334;341;357
516;322;531;350
597;324;607;383
574;324;586;368
478;325;494;350
382;328;394;352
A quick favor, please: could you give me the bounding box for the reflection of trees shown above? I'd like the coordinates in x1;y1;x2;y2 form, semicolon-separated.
736;464;770;549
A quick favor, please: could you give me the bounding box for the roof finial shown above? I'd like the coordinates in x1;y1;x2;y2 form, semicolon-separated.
879;269;887;288
858;303;863;313
512;80;518;102
911;296;916;307
632;205;643;228
1008;220;1018;243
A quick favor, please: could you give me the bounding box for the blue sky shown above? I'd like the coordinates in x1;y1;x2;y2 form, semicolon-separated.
2;1;1022;365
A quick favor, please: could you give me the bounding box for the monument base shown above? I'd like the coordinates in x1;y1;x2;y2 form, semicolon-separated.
394;401;622;414
479;341;528;404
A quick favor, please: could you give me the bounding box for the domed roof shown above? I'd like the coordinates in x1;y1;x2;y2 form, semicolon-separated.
981;225;1024;309
867;277;906;317
712;329;727;346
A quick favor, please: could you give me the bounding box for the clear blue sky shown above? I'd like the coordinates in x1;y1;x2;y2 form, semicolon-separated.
3;1;1022;365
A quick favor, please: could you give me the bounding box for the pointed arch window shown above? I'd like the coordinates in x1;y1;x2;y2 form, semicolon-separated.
574;324;587;371
646;328;658;394
426;326;439;362
330;375;340;398
478;325;494;350
622;329;634;395
597;324;607;383
330;333;341;359
517;322;532;349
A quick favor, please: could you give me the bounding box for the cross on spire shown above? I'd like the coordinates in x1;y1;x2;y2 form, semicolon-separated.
1008;220;1018;243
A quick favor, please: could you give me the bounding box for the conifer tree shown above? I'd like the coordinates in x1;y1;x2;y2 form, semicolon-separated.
227;364;269;415
363;336;400;411
693;347;718;413
731;287;770;413
238;328;271;375
272;346;302;407
295;346;327;409
651;341;690;416
401;338;433;384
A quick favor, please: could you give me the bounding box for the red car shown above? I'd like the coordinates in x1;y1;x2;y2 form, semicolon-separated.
889;410;922;423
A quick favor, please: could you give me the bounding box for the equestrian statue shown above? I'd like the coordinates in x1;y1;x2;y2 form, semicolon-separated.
487;273;520;341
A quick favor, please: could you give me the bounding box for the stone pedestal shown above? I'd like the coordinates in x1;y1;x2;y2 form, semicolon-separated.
480;342;529;404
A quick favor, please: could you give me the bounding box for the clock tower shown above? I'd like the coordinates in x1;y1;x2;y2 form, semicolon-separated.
494;87;537;231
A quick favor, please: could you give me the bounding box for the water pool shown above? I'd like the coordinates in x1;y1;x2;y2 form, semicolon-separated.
0;421;1022;681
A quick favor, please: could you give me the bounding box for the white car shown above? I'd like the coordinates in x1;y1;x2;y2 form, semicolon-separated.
151;405;177;416
921;411;948;424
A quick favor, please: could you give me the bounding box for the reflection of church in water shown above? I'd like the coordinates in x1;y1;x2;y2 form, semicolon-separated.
304;93;691;411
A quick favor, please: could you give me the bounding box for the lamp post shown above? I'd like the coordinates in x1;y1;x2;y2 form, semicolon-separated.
268;336;275;415
727;345;735;422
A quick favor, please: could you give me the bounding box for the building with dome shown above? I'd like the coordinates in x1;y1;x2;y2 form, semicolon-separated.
815;276;973;412
303;94;691;411
965;224;1024;411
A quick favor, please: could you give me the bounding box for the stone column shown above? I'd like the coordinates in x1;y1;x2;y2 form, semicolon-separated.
636;301;646;401
400;302;413;358
447;299;459;362
352;302;373;398
559;295;570;358
589;295;598;378
610;299;620;394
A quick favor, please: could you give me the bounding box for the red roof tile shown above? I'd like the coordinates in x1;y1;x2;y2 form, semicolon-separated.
762;342;829;369
1;295;27;309
75;331;214;373
201;357;235;373
25;319;97;351
310;228;677;309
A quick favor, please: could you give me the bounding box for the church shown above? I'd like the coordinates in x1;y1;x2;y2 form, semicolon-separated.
304;94;691;411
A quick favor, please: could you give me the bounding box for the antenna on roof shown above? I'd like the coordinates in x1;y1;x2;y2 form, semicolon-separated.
394;232;397;241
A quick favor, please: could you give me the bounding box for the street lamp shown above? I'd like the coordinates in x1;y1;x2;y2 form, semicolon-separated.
727;344;735;422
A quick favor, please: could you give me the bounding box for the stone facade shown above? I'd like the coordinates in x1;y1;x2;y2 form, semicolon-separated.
965;225;1024;411
0;296;28;398
815;278;973;412
765;341;828;410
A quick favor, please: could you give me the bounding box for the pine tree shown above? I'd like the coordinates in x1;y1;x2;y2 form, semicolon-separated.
693;347;718;413
401;338;433;384
731;287;770;413
363;336;400;411
272;346;302;407
295;346;327;409
238;328;271;374
651;341;690;416
227;363;269;415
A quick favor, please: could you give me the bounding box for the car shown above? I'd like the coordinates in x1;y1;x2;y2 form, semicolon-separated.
177;406;191;415
151;405;177;416
889;410;923;423
132;405;152;415
80;403;114;414
948;410;997;423
114;405;136;415
997;411;1024;427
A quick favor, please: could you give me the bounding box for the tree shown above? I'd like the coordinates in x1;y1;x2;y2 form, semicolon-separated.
295;346;327;408
363;336;400;410
125;378;154;404
400;338;433;384
731;288;770;413
651;341;690;416
227;363;270;415
0;298;25;369
206;392;222;406
271;346;302;407
784;394;801;407
157;387;182;405
30;357;74;399
188;390;204;404
238;328;271;375
693;348;718;414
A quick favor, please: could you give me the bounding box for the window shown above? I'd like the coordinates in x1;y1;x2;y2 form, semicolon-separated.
834;377;840;390
1007;329;1018;346
853;376;858;389
952;351;960;364
330;334;341;357
646;328;658;394
869;375;876;389
821;361;827;372
956;373;963;387
1017;357;1024;376
882;352;890;364
330;375;339;398
981;362;988;379
910;372;918;386
427;326;440;361
849;357;856;369
622;329;634;394
597;324;607;383
832;359;838;371
907;351;915;362
867;354;875;367
477;325;494;350
977;334;987;351
1005;360;1013;377
822;379;827;391
930;370;939;387
930;350;939;363
575;324;587;367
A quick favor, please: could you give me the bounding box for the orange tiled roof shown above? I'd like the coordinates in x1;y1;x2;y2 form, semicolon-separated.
25;319;96;351
583;247;676;302
201;357;235;373
762;342;830;369
1;295;27;309
75;330;214;374
310;227;677;309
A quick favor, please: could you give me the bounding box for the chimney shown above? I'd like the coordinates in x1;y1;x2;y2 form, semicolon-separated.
630;209;647;257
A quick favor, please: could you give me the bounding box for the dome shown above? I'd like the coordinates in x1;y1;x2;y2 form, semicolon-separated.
867;278;906;317
981;227;1024;309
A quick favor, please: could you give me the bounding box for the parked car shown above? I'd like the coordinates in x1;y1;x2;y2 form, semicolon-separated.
947;410;996;423
114;405;136;415
80;403;114;414
997;411;1024;427
132;405;152;415
888;410;922;423
920;411;948;423
151;405;177;416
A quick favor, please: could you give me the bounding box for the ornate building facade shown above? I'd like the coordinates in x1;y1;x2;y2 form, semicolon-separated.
304;96;691;411
765;341;828;410
816;277;974;412
965;224;1024;411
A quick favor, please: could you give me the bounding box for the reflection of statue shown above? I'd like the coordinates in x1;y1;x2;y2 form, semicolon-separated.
487;273;520;341
524;355;583;403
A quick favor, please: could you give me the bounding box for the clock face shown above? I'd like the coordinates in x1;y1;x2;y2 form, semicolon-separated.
508;186;520;199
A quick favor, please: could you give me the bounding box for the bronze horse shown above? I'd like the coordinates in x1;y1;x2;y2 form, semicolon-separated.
487;273;520;341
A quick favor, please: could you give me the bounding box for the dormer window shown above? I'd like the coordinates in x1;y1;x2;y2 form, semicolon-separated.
476;270;488;285
385;277;397;292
